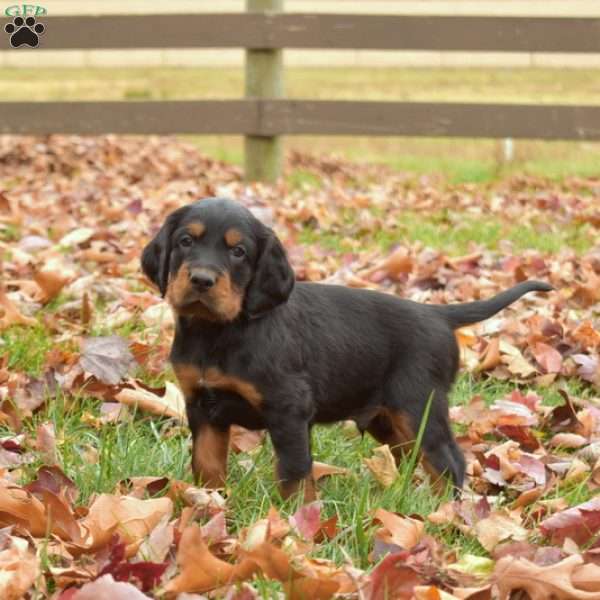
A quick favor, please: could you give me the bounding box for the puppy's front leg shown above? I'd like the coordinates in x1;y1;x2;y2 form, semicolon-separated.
186;403;230;488
267;416;315;503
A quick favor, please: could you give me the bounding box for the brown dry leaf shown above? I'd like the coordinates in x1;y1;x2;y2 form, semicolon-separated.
284;576;340;600
77;494;173;554
0;288;36;331
428;501;457;526
362;246;413;280
0;484;49;536
0;534;38;600
477;338;501;372
35;421;58;465
373;507;425;550
81;291;93;327
164;525;258;596
503;352;537;378
33;268;70;304
115;381;186;423
229;426;265;453
364;444;398;487
494;554;600;600
531;342;563;374
473;511;528;552
312;461;350;481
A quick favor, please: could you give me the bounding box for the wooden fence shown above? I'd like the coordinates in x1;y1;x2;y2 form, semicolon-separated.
1;1;600;180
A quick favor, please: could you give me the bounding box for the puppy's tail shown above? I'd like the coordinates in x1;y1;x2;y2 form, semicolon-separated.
438;280;553;329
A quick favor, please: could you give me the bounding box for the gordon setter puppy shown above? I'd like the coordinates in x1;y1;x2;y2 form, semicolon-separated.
141;197;552;501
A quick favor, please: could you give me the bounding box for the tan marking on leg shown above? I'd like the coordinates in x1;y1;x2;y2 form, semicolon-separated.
279;474;317;503
386;409;448;494
373;409;413;466
186;222;205;238
224;228;243;247
209;273;243;321
422;457;446;495
192;424;229;488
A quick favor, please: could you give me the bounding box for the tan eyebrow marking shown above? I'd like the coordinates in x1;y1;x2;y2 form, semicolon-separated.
186;223;205;237
224;228;243;247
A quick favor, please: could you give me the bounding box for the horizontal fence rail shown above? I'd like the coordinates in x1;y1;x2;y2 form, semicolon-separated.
1;10;599;180
2;101;600;140
1;14;600;52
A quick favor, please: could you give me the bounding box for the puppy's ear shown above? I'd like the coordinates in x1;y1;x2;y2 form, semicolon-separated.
141;213;179;297
245;228;295;318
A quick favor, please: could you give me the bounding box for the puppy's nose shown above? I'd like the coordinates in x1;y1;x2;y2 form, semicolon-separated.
189;270;216;291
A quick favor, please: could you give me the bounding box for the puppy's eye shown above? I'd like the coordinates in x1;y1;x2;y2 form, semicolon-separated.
230;245;246;259
179;235;193;248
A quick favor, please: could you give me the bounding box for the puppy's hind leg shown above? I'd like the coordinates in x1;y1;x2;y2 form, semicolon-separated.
406;390;465;496
365;410;412;466
384;384;465;496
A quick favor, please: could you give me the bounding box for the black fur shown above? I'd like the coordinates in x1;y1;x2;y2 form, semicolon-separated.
142;197;553;497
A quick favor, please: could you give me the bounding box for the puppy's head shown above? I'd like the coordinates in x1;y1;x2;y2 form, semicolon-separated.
141;198;295;322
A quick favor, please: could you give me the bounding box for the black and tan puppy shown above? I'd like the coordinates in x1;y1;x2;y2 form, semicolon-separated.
141;197;552;501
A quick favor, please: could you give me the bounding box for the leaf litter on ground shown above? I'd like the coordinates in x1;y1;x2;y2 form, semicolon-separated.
0;135;598;598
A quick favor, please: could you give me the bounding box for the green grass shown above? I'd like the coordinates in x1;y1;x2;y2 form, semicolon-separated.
1;317;595;572
1;65;600;182
299;210;595;256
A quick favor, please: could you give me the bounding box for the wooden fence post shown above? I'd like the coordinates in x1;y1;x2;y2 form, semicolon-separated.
244;0;283;182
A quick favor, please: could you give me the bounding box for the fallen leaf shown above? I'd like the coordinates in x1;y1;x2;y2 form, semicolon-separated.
539;497;600;546
35;421;58;465
477;338;501;372
164;526;259;596
372;508;424;550
77;494;173;554
549;433;588;449
80;336;136;385
0;534;38;600
474;511;528;552
364;444;398;487
312;461;349;481
494;554;600;600
365;551;421;600
73;573;150;599
290;501;322;541
115;381;186;422
531;342;563;374
229;426;265;453
0;288;36;331
33;268;70;303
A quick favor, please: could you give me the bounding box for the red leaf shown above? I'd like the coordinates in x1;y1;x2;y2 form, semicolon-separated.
366;551;421;600
540;497;600;546
98;535;167;592
291;501;322;541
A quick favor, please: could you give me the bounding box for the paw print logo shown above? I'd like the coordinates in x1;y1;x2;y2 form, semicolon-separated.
5;16;45;48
